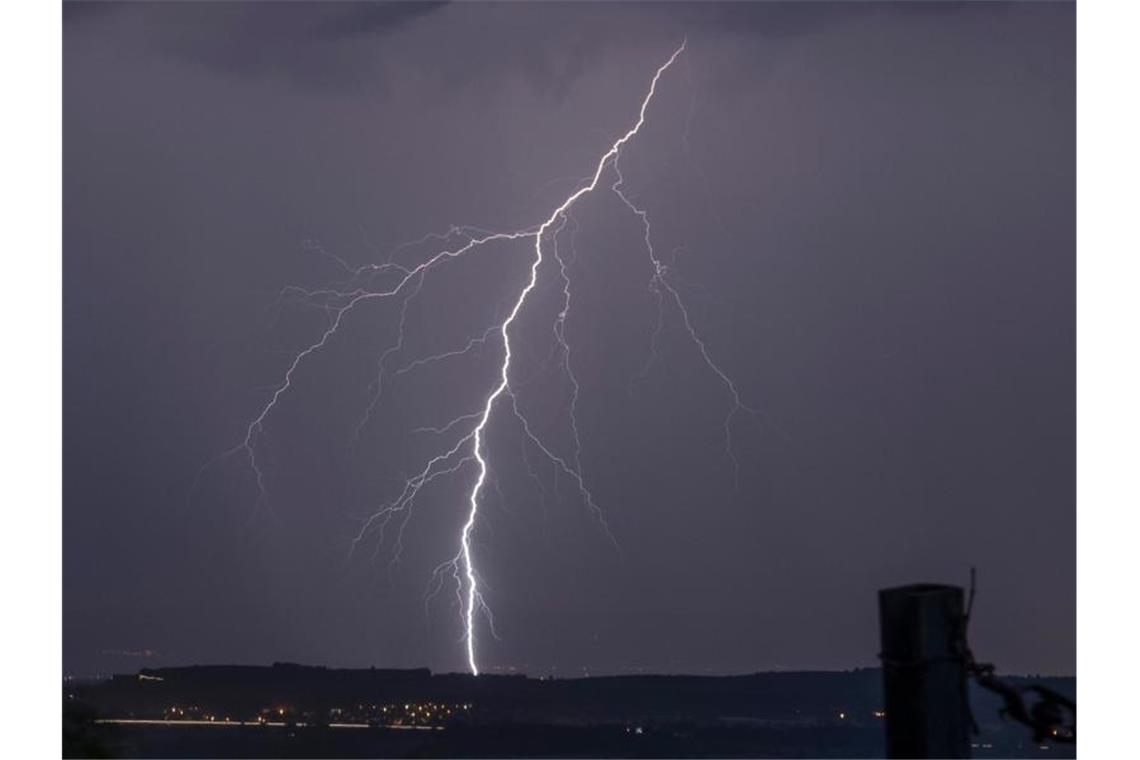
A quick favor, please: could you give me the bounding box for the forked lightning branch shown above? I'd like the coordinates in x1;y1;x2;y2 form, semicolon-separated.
211;42;753;675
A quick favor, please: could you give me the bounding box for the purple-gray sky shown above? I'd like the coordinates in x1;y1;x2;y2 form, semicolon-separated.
64;1;1074;678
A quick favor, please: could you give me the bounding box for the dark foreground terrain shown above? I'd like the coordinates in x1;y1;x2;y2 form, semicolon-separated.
64;664;1074;758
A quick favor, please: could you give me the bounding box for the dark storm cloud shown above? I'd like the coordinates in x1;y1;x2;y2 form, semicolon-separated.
95;1;447;89
311;1;449;39
62;0;123;24
60;0;1019;127
64;1;1075;678
63;2;999;96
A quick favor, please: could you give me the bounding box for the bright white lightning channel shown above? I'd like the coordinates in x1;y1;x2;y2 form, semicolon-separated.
214;41;751;676
456;43;689;675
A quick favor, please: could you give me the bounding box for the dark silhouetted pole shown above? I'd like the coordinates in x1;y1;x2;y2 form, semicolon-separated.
878;584;971;759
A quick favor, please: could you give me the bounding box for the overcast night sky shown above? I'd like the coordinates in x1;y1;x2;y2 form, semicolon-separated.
63;1;1074;679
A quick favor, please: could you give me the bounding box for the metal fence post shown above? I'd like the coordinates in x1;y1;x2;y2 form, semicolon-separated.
879;583;972;759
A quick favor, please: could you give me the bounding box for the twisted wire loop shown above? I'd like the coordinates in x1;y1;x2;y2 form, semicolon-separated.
956;568;1076;745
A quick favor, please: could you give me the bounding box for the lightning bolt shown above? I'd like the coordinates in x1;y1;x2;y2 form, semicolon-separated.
611;157;757;488
205;41;754;676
